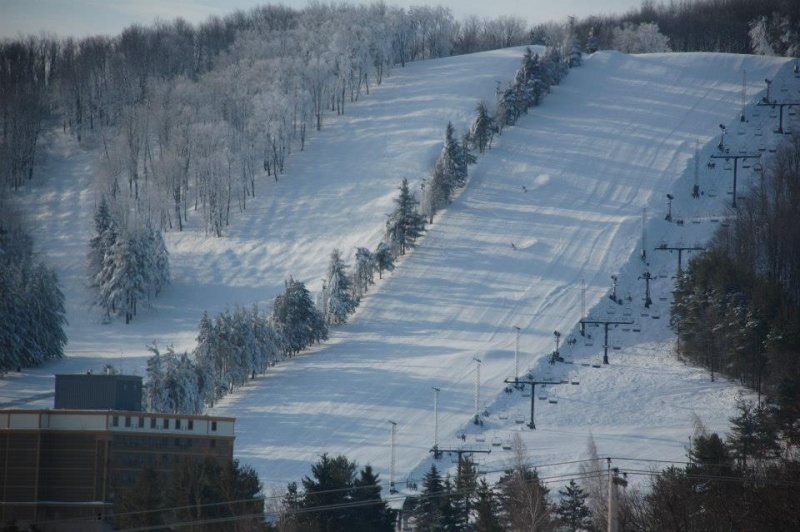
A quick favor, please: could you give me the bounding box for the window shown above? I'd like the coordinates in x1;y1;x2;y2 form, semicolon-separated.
187;420;194;430
163;419;169;429
175;419;182;430
150;418;156;429
124;416;131;427
112;415;119;427
211;421;217;432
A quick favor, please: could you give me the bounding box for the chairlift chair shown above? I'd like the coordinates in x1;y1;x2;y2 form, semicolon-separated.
476;432;486;442
502;438;513;451
491;435;502;447
548;390;559;404
570;372;580;385
498;412;509;420
514;412;525;424
538;386;548;401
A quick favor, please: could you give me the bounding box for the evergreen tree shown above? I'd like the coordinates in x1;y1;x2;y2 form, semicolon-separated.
417;463;445;530
374;242;395;279
557;479;592;531
470;101;496;154
352;247;376;300
351;465;396;531
299;453;358;532
473;477;503;532
727;398;780;467
272;276;328;356
323;248;357;325
385;178;425;256
453;456;478;529
115;467;165;530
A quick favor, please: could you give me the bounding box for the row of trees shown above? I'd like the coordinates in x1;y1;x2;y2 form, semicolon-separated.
671;135;800;403
271;435;593;531
0;209;67;373
603;401;800;530
566;0;800;56
115;456;264;531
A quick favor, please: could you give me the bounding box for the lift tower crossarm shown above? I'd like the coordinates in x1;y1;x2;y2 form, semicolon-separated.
654;244;705;274
709;152;761;208
430;447;491;462
579;319;635;365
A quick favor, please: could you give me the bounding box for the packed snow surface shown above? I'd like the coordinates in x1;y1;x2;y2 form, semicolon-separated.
4;48;797;498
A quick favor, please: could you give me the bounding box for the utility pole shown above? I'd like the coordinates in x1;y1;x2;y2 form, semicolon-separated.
503;376;564;429
654;244;705;275
709;152;762;208
580;318;634;364
693;139;700;198
389;420;397;493
607;467;628;532
610;275;618;303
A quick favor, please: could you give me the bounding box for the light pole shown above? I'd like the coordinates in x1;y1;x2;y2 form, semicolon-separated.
432;387;441;458
665;194;673;222
513;326;521;384
388;420;397;493
473;358;482;425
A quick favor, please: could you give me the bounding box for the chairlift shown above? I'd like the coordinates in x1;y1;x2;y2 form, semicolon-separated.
581;361;591;367
755;127;763;137
754;162;763;172
522;388;531;398
563;354;574;364
538;386;548;401
548;390;559;404
691;217;701;224
591;361;602;368
641;311;650;317
612;341;621;351
570;373;580;385
498;412;509;420
514;412;525;424
652;314;661;320
502;438;513;451
737;128;745;135
632;324;642;332
742;161;751;169
491;435;502;447
476;433;486;443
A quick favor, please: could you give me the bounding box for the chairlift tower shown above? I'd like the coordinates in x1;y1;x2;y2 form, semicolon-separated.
708;152;761;208
579;318;635;364
654;244;705;274
757;78;800;134
638;271;654;309
503;376;565;429
473;358;482;425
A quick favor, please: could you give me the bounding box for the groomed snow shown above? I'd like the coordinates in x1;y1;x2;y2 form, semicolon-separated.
4;48;796;499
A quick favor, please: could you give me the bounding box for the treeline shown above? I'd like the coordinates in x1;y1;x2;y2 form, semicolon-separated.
566;0;800;55
0;209;67;373
115;456;264;531
271;436;595;531
671;134;800;402
605;401;800;530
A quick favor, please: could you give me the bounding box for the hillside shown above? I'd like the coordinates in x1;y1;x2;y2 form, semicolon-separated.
2;48;795;498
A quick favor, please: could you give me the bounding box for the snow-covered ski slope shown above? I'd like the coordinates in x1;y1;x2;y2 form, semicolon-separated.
4;48;798;495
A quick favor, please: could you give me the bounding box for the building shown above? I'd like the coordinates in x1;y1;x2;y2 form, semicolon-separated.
0;375;235;531
54;373;143;411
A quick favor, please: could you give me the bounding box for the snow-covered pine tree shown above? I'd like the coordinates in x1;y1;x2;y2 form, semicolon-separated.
272;276;328;356
352;247;376;300
374;242;394;279
323;248;357;325
470;100;496;154
386;178;426;256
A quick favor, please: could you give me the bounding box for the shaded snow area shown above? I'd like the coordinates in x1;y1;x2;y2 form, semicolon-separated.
4;48;797;499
